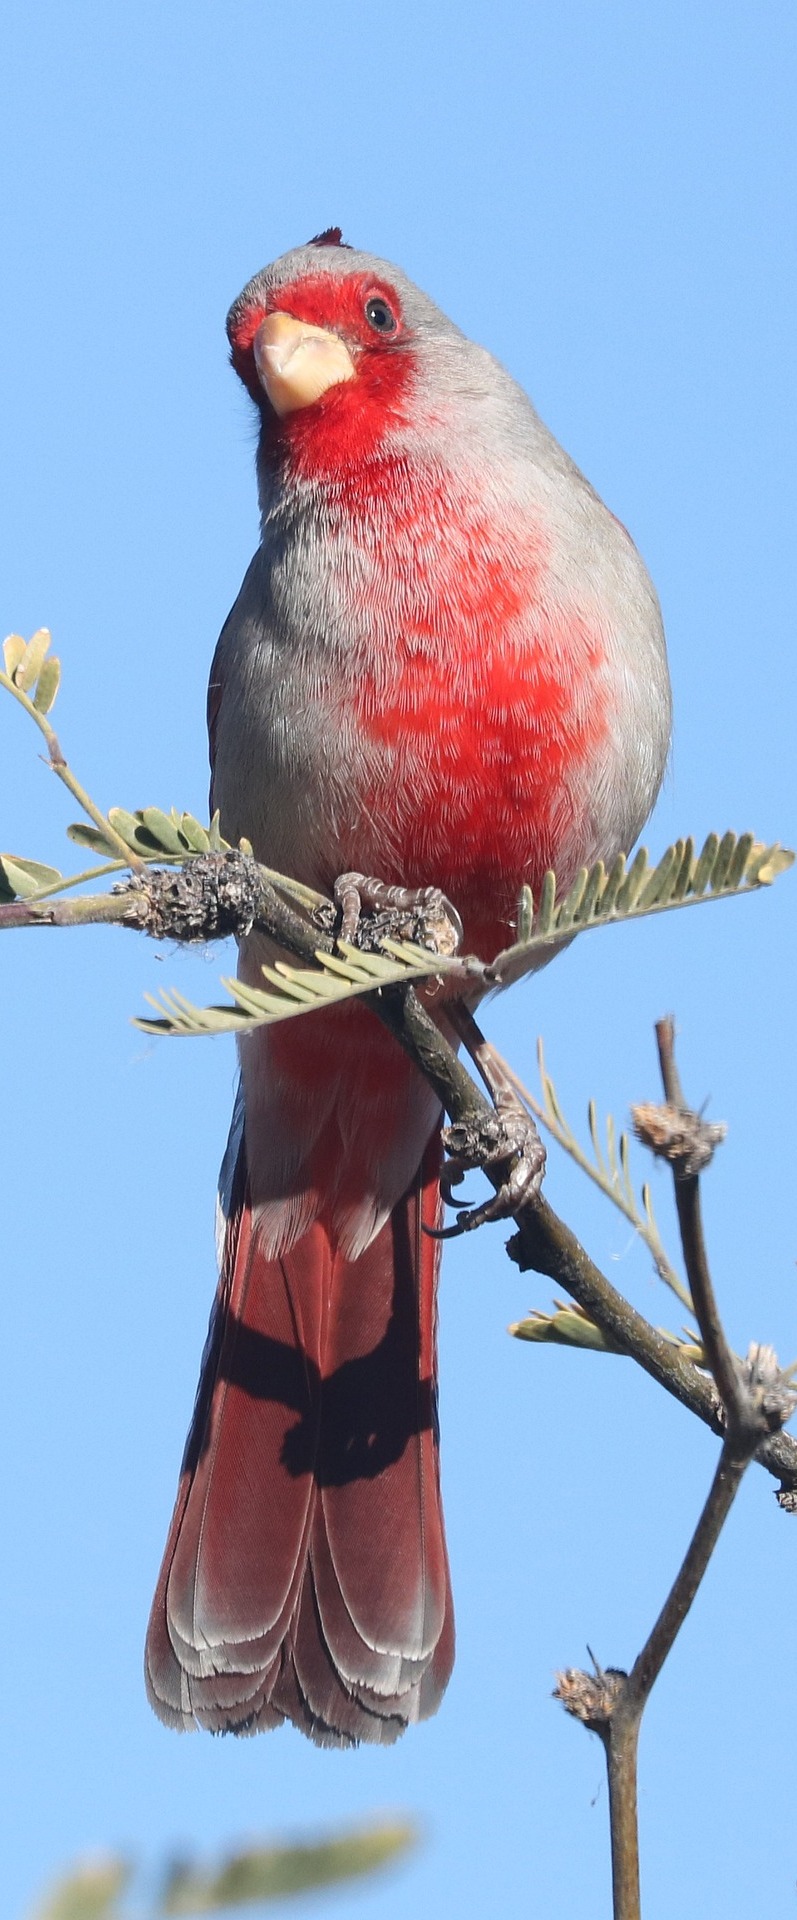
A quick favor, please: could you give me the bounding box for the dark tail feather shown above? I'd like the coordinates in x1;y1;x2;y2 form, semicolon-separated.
145;1128;454;1745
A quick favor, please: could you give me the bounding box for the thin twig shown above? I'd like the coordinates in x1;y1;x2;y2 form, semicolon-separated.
655;1016;750;1437
625;1443;745;1711
0;666;146;870
0;890;143;931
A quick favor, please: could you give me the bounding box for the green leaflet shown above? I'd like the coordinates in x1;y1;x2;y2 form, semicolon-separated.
13;626;52;693
32;656;61;713
510;1305;623;1353
0;855;64;901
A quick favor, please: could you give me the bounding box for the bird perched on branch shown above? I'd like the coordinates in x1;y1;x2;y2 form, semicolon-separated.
145;229;671;1745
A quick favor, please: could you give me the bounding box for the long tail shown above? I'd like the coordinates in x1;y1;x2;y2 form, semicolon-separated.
145;1045;454;1746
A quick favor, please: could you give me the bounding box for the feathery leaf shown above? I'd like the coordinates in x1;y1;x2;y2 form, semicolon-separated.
26;1822;415;1919
505;1039;693;1313
490;832;794;984
136;940;462;1038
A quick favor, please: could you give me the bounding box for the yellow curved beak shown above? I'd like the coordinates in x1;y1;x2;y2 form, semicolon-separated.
253;312;356;416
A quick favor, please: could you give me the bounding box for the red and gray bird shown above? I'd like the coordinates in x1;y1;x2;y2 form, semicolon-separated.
145;230;671;1746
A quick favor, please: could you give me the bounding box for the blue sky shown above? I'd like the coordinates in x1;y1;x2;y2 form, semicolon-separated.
2;3;795;1916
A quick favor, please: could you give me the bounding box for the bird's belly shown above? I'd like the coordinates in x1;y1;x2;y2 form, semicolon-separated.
345;610;613;958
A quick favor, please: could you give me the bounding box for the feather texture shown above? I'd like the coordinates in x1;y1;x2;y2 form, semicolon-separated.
145;1028;452;1746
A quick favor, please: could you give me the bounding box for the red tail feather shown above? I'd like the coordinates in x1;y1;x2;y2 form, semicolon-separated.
145;1110;453;1746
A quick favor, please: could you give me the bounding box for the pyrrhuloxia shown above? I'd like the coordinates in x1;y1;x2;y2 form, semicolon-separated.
145;230;671;1746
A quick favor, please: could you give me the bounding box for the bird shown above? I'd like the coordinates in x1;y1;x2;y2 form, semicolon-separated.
145;229;671;1746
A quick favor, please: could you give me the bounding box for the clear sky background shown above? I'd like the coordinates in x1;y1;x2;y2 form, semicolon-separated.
2;3;795;1916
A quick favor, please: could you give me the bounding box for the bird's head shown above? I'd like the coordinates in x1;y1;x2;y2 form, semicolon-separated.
226;231;461;470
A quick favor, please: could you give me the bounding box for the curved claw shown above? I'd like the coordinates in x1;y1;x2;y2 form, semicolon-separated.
437;1107;547;1235
424;1215;476;1242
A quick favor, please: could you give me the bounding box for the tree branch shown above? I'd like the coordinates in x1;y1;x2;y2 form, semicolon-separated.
554;1024;795;1919
4;851;797;1504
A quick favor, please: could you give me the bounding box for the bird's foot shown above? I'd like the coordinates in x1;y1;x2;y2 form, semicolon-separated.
330;872;464;957
438;1101;546;1235
435;1004;546;1236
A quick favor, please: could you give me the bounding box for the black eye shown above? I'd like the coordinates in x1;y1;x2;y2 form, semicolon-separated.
364;295;398;335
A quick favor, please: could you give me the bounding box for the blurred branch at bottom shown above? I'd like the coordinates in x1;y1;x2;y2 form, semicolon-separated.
28;1818;417;1918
